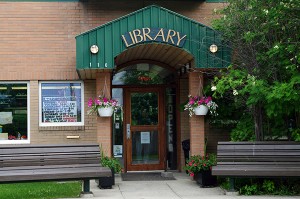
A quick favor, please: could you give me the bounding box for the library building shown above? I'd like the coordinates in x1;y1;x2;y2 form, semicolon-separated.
0;0;230;172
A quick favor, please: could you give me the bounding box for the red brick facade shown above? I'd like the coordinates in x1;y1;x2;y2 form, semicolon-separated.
0;0;229;170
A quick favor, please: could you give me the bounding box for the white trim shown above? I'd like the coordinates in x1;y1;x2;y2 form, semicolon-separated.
0;81;30;144
39;81;84;127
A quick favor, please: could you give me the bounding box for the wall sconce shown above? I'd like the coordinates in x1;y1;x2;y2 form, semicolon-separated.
209;44;218;53
90;45;99;54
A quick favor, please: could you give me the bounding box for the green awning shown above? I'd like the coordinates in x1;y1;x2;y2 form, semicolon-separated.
76;5;231;78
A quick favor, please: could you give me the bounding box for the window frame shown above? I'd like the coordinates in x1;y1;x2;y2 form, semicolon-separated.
0;81;30;144
39;81;84;127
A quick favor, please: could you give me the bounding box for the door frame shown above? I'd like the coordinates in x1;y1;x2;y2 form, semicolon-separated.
123;87;166;171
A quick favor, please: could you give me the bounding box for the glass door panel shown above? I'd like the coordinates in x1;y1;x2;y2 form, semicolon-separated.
132;131;159;164
131;92;158;125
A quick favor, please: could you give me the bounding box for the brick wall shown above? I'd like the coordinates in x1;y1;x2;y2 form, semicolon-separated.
0;0;225;81
188;72;206;156
96;72;112;156
0;2;82;81
0;0;225;166
206;126;231;154
29;80;97;144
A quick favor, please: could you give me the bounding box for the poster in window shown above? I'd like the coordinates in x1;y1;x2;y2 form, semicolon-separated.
141;131;150;144
0;112;13;125
113;145;123;157
43;97;77;123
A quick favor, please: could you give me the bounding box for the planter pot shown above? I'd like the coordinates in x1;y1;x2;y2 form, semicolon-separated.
194;105;208;115
96;170;114;189
194;170;217;187
98;107;114;117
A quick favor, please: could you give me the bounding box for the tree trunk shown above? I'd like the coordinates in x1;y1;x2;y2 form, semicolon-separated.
253;104;263;141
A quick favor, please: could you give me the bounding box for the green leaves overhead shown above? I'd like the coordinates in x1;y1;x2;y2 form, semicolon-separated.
211;0;300;140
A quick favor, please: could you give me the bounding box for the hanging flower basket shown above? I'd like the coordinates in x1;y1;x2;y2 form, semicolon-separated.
184;95;218;117
194;105;209;115
87;97;121;117
98;107;114;117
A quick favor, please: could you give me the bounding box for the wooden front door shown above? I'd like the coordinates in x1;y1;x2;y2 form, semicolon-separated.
124;87;165;171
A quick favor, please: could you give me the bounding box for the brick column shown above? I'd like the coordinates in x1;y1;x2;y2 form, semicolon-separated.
96;72;112;157
189;72;206;156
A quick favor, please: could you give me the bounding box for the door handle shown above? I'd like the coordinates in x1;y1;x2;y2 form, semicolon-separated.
126;124;131;139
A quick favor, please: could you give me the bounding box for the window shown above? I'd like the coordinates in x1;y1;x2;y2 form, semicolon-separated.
112;63;175;85
0;82;30;144
39;81;84;126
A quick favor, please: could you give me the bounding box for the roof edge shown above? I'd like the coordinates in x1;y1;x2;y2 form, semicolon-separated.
75;4;216;38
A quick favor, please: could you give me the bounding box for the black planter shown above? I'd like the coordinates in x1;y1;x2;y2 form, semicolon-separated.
97;170;114;189
194;170;217;187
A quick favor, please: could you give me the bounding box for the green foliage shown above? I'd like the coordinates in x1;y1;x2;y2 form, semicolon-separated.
240;184;259;195
211;0;300;140
292;128;300;141
101;156;122;173
230;115;255;141
219;178;231;190
262;180;275;193
222;178;300;195
0;181;81;199
100;145;122;173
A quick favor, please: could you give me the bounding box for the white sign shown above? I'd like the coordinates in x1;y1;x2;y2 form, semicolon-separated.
113;145;123;157
43;97;77;122
141;131;150;144
0;112;13;125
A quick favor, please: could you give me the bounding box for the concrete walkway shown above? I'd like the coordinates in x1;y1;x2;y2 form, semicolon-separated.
64;172;300;199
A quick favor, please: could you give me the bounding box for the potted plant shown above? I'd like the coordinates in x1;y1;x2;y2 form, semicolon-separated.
183;153;217;187
97;155;122;189
184;95;218;117
87;96;121;117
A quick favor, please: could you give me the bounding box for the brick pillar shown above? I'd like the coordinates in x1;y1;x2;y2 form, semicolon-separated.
189;72;206;156
96;72;112;157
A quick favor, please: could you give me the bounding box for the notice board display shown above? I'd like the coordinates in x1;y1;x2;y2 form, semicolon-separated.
43;97;77;123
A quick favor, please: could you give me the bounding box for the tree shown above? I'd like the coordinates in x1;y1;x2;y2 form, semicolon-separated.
211;0;300;140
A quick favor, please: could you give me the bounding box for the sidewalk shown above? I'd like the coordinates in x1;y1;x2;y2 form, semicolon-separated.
66;172;300;199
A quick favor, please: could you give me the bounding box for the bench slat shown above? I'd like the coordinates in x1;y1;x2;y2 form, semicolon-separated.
0;166;112;183
0;163;103;171
212;141;300;177
0;144;111;184
212;165;300;177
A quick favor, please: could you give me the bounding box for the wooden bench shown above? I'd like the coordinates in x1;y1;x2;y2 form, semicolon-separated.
0;144;112;194
212;141;300;191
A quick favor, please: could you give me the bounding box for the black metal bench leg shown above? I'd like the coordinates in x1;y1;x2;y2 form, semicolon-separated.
82;179;93;194
229;178;235;192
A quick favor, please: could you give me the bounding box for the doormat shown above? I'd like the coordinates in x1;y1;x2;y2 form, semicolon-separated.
121;172;176;181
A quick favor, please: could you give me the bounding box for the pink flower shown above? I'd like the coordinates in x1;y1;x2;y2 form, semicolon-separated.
190;172;194;177
88;98;93;107
189;99;195;105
